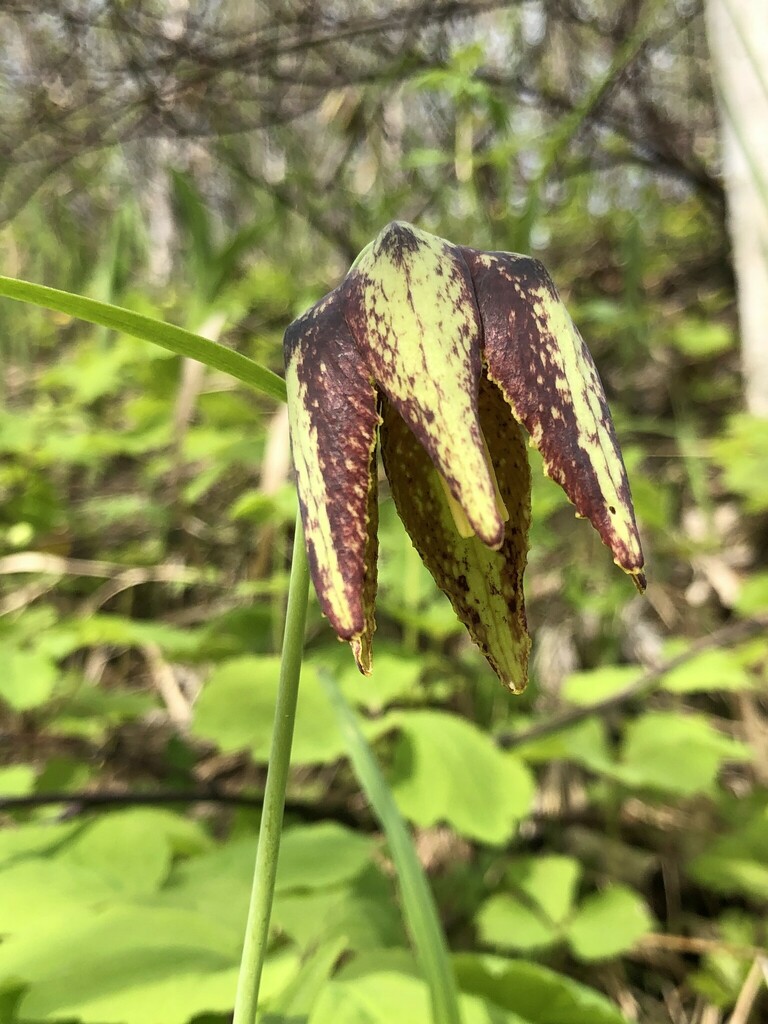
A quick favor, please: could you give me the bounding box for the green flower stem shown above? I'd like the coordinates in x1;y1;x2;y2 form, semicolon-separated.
233;512;310;1024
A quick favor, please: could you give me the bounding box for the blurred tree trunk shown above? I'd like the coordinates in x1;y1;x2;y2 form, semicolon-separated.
141;0;191;287
705;0;768;417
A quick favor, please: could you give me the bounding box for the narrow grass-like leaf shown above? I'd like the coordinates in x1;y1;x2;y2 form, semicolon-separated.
318;669;462;1024
0;275;286;403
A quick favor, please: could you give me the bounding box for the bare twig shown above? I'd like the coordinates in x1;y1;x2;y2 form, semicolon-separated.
501;615;768;750
728;957;768;1024
0;788;364;830
142;643;192;728
639;934;767;960
0;551;219;615
0;579;59;616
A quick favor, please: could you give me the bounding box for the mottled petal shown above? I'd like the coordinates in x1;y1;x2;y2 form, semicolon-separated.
461;247;645;589
284;290;379;671
381;379;532;692
345;222;504;549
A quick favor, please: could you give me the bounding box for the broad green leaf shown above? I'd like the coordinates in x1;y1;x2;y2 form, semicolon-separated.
273;873;405;952
159;835;258;936
566;885;653;961
61;809;210;896
670;320;733;357
476;895;560;952
453;954;631;1024
0;646;58;710
0;810;211;937
0;905;294;1024
512;718;615;775
734;572;768;615
711;415;768;513
613;712;751;795
661;647;753;693
58;615;202;659
333;947;418;981
0;988;22;1023
691;854;768;903
561;665;637;705
309;968;525;1024
192;657;389;764
689;911;758;1007
477;858;580;954
390;710;534;844
0;820;79;869
690;812;768;901
43;968;243;1024
261;938;347;1022
35;756;93;793
276;822;375;892
335;647;425;712
0;858;118;935
0;765;36;797
161;825;382;943
53;685;156;739
510;856;581;925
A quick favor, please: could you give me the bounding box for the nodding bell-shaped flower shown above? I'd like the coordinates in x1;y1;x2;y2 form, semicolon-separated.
284;222;645;692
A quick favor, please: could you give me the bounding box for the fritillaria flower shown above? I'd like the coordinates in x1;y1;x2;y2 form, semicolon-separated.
284;222;645;692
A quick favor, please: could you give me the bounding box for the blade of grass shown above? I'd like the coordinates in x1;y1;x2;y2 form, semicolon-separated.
0;274;286;403
318;669;462;1024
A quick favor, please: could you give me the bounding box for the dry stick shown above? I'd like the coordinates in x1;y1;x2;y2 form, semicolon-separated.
0;579;59;616
0;552;206;585
0;552;132;578
0;790;362;829
0;551;220;617
639;934;767;960
0;791;262;812
142;642;192;728
501;614;768;751
728;956;768;1024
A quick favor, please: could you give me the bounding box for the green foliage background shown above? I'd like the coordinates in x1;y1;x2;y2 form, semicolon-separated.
1;3;767;1022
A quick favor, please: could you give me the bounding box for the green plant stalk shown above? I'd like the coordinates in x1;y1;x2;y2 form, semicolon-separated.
233;513;310;1024
0;274;287;403
319;669;463;1024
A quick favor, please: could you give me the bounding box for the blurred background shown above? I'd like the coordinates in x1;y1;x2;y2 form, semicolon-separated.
1;2;767;1023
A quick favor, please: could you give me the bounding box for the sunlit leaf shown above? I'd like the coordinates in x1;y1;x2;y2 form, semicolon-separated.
390;710;535;844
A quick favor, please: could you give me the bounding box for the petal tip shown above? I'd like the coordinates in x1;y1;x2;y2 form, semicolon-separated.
350;635;373;676
504;675;528;695
473;514;505;551
615;559;647;594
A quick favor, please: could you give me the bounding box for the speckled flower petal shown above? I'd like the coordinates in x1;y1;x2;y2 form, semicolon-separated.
461;247;646;590
381;378;532;691
284;290;379;672
345;222;504;549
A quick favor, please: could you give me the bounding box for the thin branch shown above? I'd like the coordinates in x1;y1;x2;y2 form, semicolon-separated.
501;614;768;750
639;933;767;960
0;788;364;830
728;957;768;1024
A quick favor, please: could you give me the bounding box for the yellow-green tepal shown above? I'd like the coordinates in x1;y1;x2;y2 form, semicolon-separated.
284;222;645;692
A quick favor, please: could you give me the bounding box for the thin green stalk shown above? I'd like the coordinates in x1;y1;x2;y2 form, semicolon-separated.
233;513;310;1024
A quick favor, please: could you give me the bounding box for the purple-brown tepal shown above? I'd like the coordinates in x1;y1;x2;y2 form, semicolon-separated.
283;221;645;692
